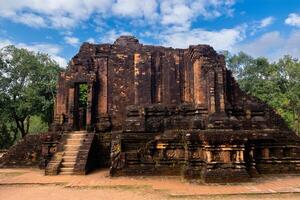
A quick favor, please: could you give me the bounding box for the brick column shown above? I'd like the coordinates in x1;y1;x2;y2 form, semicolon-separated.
170;53;181;104
151;52;162;103
67;86;75;127
208;70;216;113
95;57;110;132
183;64;190;103
134;53;141;104
54;73;67;122
134;52;151;105
216;68;225;112
97;58;108;114
193;59;205;105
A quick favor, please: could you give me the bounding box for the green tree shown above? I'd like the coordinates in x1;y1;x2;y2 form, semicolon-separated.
277;56;300;133
222;51;254;80
224;52;300;134
0;45;62;139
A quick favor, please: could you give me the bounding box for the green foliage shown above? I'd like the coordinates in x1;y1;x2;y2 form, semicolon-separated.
78;84;88;108
0;45;62;147
0;107;19;148
0;123;15;149
224;52;300;134
28;115;49;134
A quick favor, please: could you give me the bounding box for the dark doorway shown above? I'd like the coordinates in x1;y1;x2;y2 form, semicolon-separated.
74;83;88;130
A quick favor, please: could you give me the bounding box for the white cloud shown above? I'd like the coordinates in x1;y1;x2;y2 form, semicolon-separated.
50;55;68;67
0;0;236;29
10;13;47;28
86;38;96;43
236;31;300;61
160;26;245;51
64;36;80;46
49;16;77;29
249;16;275;36
112;0;158;20
17;43;68;67
0;0;112;29
159;0;236;30
0;39;12;49
0;0;240;66
19;43;61;55
160;1;193;27
100;30;132;43
259;16;275;28
285;13;300;27
0;39;67;67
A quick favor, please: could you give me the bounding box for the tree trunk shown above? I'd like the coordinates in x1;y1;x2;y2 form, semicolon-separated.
297;113;300;135
25;116;30;135
9;124;19;144
14;117;27;138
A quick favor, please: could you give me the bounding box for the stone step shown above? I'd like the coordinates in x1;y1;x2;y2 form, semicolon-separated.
60;167;74;172
56;131;89;175
71;131;87;134
65;142;82;146
62;156;77;162
64;148;80;152
64;145;81;151
62;161;76;165
68;132;87;136
59;171;74;175
62;159;76;163
68;132;87;135
73;130;87;133
66;137;83;141
66;141;91;146
61;161;76;168
64;151;79;156
66;139;83;145
67;135;86;139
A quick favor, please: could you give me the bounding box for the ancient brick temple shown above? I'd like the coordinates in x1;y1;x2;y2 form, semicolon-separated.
2;36;300;182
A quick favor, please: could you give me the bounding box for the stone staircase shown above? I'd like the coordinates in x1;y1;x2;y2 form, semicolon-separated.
59;131;86;175
45;131;95;175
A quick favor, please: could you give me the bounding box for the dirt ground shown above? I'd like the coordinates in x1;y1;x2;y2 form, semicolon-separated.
2;185;300;200
1;168;300;200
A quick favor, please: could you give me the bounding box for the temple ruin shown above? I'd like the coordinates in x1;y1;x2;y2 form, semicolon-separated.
2;36;300;183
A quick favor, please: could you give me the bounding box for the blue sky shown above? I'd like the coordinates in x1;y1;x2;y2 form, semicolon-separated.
0;0;300;67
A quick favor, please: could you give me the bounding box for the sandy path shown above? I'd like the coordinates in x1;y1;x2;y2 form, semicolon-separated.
0;185;162;200
1;185;300;200
1;168;300;199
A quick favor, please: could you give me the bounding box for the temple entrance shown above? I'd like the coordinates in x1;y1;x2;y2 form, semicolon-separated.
74;83;88;130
